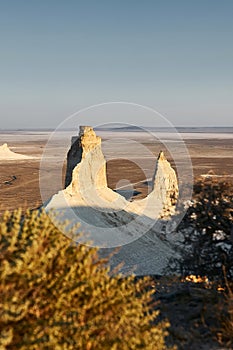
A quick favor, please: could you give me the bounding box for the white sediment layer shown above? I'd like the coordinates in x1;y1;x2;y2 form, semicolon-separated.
45;126;180;275
0;143;36;160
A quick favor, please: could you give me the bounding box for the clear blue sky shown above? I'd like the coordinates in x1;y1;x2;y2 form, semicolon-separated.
0;0;232;128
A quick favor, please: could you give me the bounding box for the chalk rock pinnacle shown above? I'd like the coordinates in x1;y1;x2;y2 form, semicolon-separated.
151;151;179;215
65;126;107;191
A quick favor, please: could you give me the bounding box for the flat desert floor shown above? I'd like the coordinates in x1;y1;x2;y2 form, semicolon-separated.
0;129;233;214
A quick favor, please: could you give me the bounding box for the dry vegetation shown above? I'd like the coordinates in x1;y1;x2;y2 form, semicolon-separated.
168;177;233;348
176;177;233;281
1;177;233;349
216;276;233;347
0;209;173;350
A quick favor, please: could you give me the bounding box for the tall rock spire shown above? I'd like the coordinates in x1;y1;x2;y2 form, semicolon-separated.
151;151;179;215
65;126;107;191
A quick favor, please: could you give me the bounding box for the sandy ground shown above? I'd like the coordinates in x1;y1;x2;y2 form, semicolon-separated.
0;130;233;214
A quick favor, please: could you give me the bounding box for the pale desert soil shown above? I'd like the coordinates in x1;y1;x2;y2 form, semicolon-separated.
0;133;233;214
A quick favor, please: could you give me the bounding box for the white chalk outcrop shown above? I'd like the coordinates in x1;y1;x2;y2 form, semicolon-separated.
45;126;179;275
152;151;179;216
0;143;33;160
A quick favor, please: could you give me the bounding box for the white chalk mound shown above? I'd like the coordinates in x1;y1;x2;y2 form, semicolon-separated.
0;143;33;160
45;126;180;275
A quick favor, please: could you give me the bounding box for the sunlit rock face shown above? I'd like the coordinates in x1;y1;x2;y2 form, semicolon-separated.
65;126;107;192
152;151;179;216
45;126;180;275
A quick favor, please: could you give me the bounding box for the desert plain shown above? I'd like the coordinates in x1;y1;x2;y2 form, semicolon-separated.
0;128;233;215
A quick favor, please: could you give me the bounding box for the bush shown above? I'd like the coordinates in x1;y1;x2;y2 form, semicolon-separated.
175;177;233;281
0;209;173;350
217;278;233;347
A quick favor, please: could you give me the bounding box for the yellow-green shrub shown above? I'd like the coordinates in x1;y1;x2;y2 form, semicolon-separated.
0;209;173;350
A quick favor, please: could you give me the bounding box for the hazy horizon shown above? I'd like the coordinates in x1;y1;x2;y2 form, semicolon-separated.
1;126;233;133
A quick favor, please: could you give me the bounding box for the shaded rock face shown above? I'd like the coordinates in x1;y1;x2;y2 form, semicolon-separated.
65;136;83;188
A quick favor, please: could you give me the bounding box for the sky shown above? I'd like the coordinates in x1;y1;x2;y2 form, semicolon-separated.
0;0;232;128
